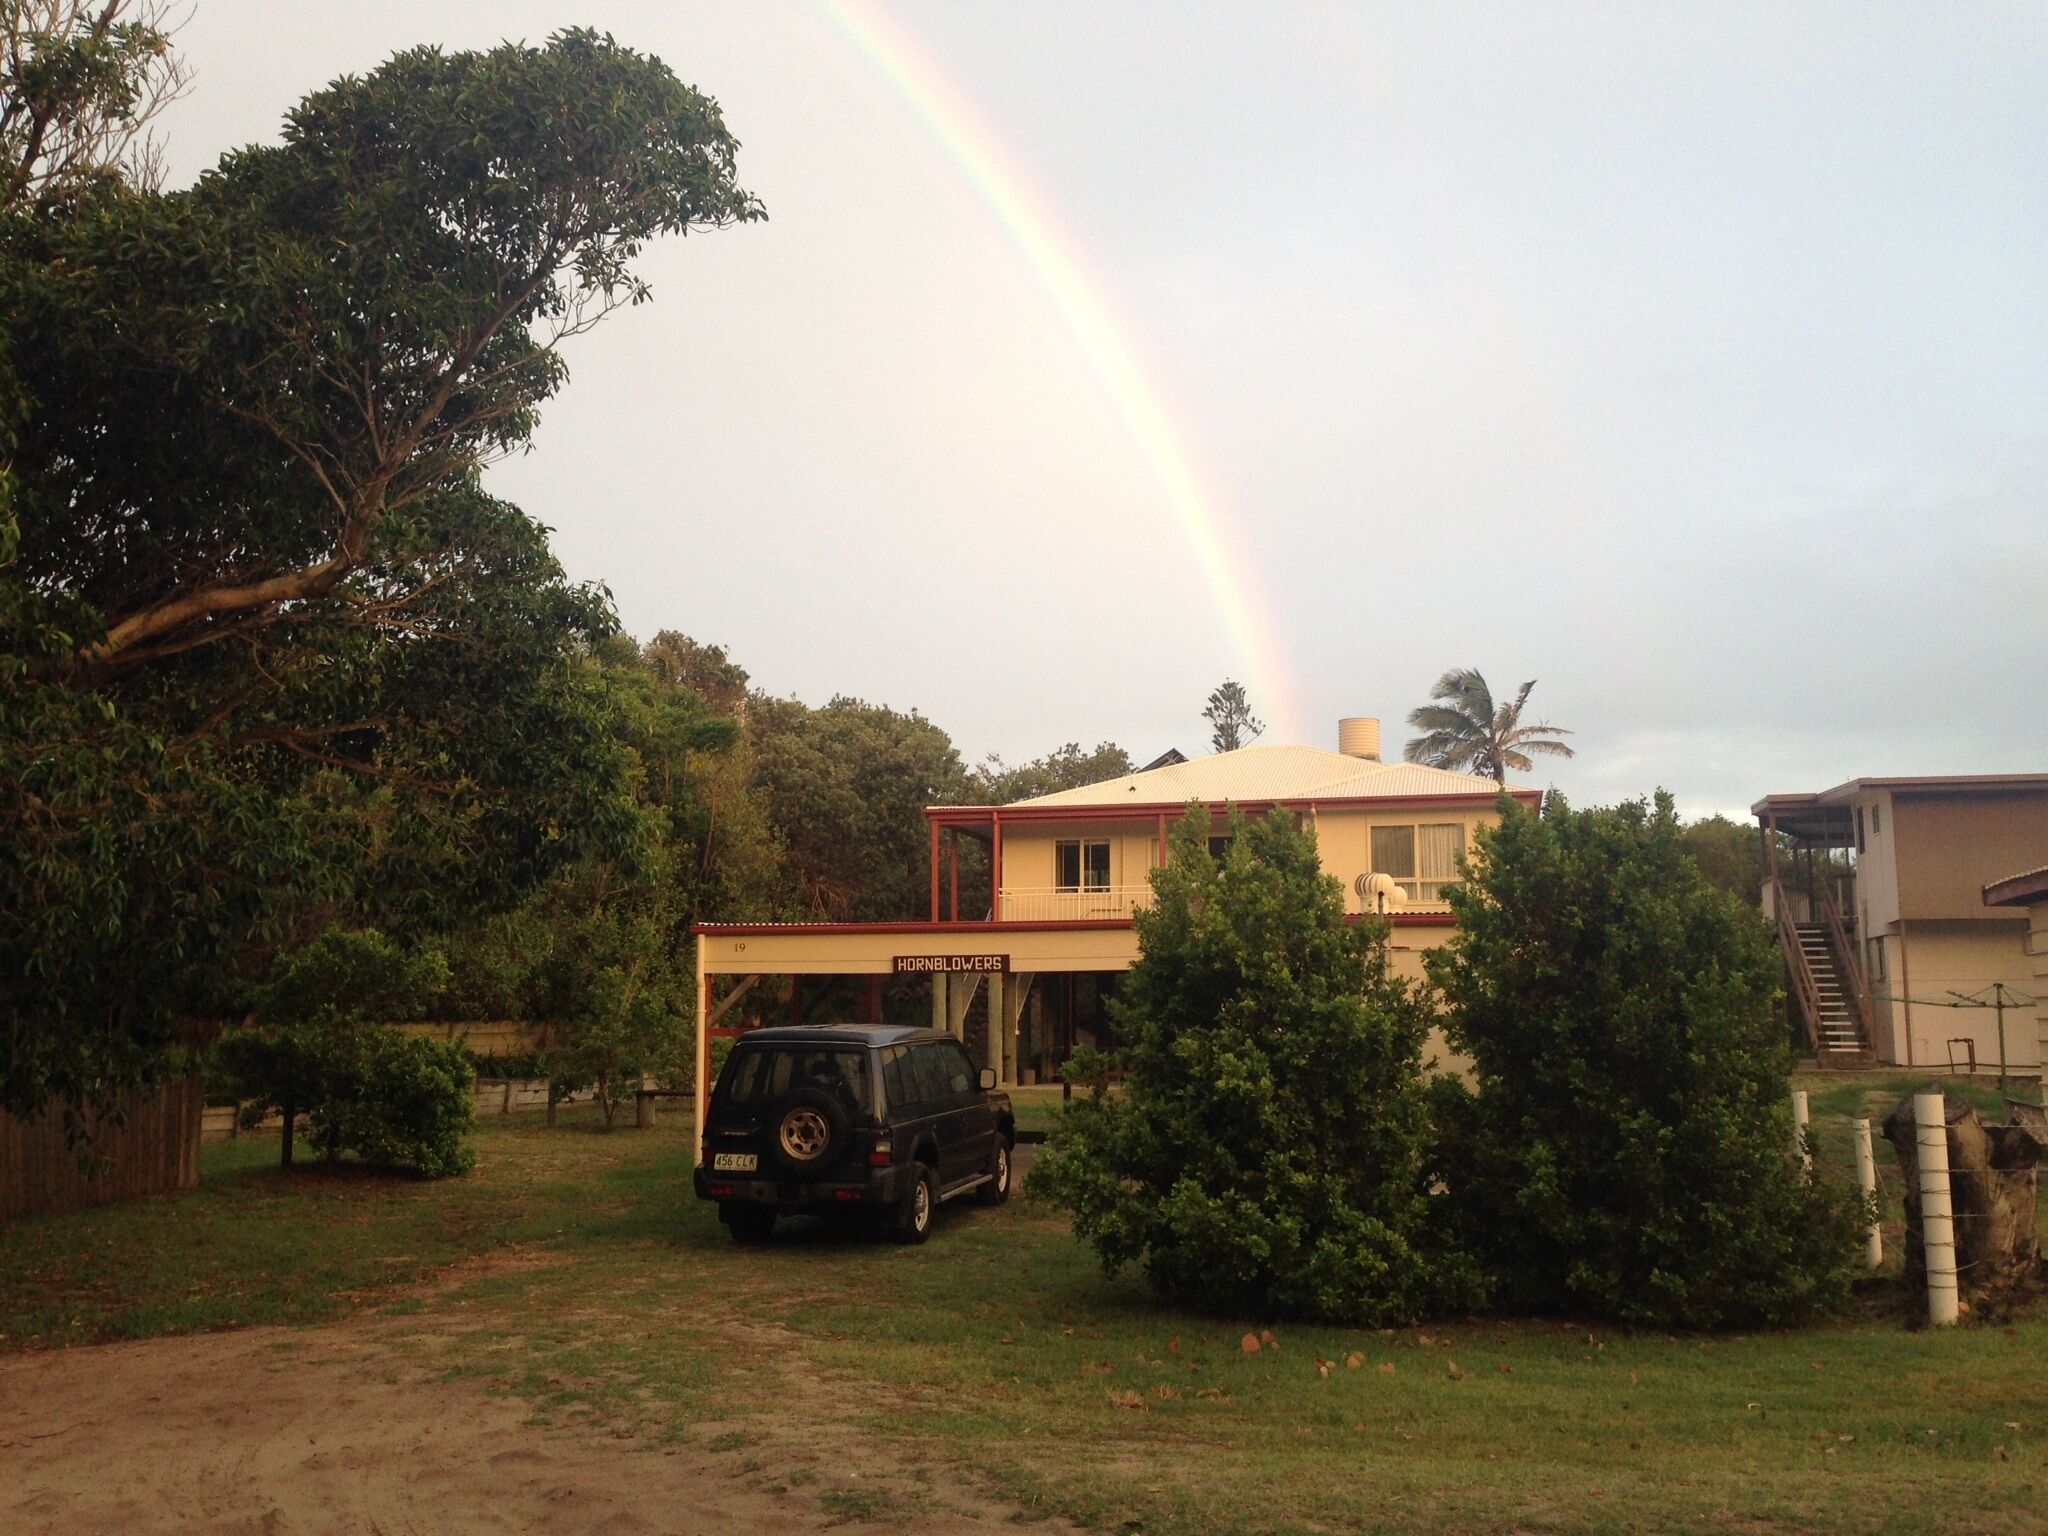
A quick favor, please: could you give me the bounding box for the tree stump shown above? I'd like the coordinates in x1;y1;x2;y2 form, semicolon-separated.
1882;1090;2045;1316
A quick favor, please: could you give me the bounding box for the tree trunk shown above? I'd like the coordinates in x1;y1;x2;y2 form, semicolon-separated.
1882;1091;2045;1316
280;1095;295;1168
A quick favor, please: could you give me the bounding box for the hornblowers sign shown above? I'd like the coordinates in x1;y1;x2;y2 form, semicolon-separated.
893;954;1010;974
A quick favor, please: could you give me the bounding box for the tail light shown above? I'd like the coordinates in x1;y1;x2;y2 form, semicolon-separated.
869;1138;893;1167
709;1183;735;1198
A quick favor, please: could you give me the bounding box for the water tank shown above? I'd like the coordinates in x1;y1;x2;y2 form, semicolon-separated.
1338;717;1382;761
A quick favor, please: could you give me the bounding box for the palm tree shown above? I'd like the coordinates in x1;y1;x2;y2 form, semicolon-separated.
1403;668;1574;784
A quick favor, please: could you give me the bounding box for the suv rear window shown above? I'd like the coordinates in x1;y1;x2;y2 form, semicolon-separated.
721;1045;870;1116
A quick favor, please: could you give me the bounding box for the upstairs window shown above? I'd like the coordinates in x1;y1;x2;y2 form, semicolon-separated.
1055;838;1111;891
1370;822;1468;901
1208;835;1235;862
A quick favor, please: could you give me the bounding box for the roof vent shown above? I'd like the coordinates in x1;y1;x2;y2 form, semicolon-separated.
1338;717;1382;761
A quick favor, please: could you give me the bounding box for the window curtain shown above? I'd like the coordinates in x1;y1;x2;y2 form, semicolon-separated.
1369;825;1416;879
1417;823;1466;896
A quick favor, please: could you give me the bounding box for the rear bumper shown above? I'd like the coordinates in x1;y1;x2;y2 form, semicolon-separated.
695;1162;908;1209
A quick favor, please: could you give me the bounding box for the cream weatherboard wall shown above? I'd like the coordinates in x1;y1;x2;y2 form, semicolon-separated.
995;803;1506;920
1876;920;2042;1072
1309;804;1501;916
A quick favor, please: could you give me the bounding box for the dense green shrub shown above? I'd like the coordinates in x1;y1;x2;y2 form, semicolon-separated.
1426;791;1868;1328
1034;809;1448;1325
312;1028;476;1176
210;927;475;1174
216;1023;476;1177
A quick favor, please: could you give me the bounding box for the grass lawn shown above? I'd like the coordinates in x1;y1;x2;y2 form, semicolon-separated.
4;1098;2045;1536
1009;1082;1069;1137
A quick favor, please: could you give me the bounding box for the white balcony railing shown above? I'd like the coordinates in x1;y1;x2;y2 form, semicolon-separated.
998;885;1153;922
992;883;1453;923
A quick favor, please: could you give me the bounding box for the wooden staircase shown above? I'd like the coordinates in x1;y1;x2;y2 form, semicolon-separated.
1794;922;1869;1060
1772;876;1875;1066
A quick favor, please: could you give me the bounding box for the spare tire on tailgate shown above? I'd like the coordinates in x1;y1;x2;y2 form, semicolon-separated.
768;1086;851;1179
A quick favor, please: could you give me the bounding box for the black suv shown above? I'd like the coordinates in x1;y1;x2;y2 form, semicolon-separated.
694;1024;1015;1244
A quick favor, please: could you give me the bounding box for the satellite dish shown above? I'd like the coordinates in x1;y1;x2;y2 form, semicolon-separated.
1354;871;1407;913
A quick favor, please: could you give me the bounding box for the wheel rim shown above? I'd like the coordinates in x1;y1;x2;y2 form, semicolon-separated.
779;1107;830;1161
913;1179;930;1230
995;1145;1009;1191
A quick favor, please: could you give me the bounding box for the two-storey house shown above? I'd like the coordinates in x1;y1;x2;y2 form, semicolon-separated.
691;717;1539;1139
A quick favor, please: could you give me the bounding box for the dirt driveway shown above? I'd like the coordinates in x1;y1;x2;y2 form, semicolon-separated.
0;1314;1067;1536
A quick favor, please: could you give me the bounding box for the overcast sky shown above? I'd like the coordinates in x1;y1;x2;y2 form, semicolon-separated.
159;2;2047;815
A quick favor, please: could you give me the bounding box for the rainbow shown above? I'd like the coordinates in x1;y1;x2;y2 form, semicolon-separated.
817;0;1302;742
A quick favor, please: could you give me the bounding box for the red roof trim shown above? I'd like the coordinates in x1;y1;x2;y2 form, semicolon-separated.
693;919;1136;937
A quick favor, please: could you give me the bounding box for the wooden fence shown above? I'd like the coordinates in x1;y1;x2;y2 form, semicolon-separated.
392;1020;554;1057
1;1078;204;1220
199;1077;596;1140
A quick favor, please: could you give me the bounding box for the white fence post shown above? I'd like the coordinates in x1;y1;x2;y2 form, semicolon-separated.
1853;1116;1882;1269
1791;1089;1812;1172
1912;1091;1959;1326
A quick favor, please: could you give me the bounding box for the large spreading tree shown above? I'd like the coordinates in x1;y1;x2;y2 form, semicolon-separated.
0;23;762;1118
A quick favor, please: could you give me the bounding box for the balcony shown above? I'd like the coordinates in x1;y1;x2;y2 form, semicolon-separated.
992;883;1452;923
997;884;1153;922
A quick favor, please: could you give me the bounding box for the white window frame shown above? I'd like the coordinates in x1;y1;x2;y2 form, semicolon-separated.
1055;838;1111;893
1369;821;1467;902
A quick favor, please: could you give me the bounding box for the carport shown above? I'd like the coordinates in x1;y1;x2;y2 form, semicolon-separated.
690;922;1139;1159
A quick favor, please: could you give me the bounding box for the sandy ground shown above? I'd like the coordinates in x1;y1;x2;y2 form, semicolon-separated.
0;1301;1068;1536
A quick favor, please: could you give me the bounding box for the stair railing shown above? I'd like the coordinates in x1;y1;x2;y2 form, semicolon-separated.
1814;873;1874;1046
1770;875;1826;1055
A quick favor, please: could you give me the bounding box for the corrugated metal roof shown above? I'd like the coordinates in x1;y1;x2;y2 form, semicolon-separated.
1984;866;2048;907
1007;743;1525;809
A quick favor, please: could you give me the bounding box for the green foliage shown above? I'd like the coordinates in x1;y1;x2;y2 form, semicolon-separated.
1403;668;1574;783
257;927;448;1027
749;693;968;919
1202;679;1264;754
216;1022;475;1178
970;741;1133;804
207;925;474;1175
1679;814;1829;910
1679;813;1765;907
1426;791;1868;1328
0;29;759;1118
313;1029;476;1178
1;0;187;209
1034;808;1445;1325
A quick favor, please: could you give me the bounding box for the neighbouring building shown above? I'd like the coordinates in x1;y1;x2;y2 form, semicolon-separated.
691;717;1539;1141
1754;774;2048;1071
1983;865;2048;1087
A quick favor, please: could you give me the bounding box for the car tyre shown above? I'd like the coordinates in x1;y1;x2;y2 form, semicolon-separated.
725;1204;775;1244
976;1138;1012;1206
767;1087;852;1180
894;1163;936;1245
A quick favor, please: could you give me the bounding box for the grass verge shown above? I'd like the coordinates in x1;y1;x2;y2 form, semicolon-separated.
4;1097;2044;1535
